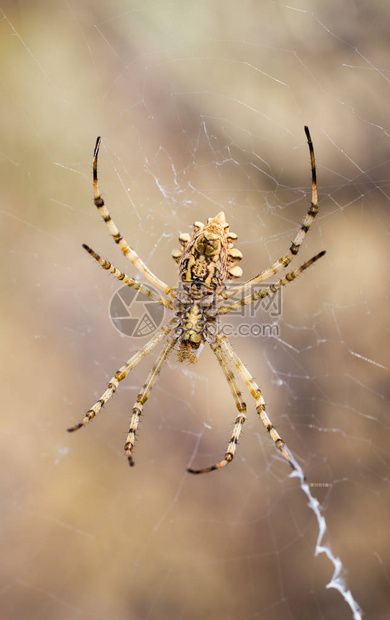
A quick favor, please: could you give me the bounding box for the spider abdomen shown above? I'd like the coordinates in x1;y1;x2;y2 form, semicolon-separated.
172;212;242;290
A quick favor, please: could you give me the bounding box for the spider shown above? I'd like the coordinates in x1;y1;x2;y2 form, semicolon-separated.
68;126;325;474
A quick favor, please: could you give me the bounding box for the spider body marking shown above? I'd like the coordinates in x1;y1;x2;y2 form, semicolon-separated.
172;211;241;362
68;127;325;474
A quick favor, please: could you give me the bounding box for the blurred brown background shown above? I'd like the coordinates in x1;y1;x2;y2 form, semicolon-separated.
1;1;389;619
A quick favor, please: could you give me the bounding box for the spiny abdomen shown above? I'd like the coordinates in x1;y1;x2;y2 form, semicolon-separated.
172;212;243;291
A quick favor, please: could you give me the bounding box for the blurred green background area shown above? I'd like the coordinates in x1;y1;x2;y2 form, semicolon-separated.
1;1;389;619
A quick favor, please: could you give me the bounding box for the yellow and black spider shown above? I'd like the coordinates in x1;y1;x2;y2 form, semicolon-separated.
68;127;325;474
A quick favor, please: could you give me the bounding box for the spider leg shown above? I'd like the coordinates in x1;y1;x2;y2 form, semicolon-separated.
218;334;298;472
83;244;173;308
187;340;247;474
124;337;177;466
67;321;175;433
223;126;318;299
92;137;175;299
218;250;325;315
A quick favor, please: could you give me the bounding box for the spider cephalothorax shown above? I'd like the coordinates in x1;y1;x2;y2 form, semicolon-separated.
68;127;325;474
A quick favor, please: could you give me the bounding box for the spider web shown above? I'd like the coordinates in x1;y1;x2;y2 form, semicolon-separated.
1;1;389;618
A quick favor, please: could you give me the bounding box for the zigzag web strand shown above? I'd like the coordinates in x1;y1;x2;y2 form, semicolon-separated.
290;465;363;619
